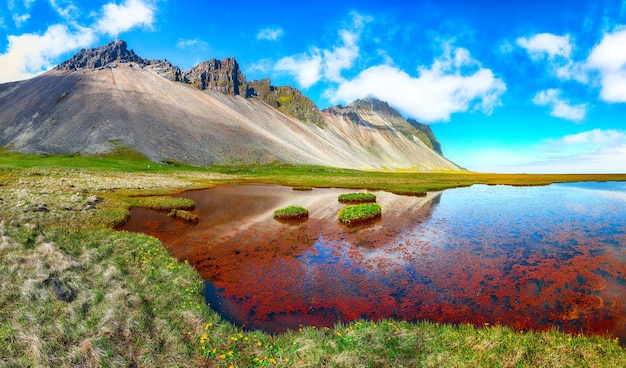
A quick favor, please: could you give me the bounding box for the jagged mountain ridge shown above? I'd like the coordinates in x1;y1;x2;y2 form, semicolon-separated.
0;40;462;171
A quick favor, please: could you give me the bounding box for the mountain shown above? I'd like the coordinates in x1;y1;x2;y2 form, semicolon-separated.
0;40;462;171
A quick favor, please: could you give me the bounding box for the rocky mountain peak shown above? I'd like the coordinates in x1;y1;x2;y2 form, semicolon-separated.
349;96;402;118
56;40;146;70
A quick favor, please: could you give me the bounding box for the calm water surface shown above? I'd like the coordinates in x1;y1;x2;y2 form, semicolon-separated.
121;182;626;341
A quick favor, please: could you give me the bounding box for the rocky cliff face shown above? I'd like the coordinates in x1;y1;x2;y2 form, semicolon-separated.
183;58;247;96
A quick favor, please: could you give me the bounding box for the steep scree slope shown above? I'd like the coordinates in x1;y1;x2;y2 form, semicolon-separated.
0;40;462;171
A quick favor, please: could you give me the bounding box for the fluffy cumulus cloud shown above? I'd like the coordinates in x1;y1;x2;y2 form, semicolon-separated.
274;12;367;88
330;47;506;122
516;32;586;82
0;24;95;81
0;0;157;83
275;52;323;89
256;26;284;41
95;0;155;37
532;88;587;122
586;28;626;102
519;29;626;107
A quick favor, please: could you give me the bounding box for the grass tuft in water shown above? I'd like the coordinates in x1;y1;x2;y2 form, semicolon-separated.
338;192;377;203
273;205;309;220
168;209;199;223
338;202;382;225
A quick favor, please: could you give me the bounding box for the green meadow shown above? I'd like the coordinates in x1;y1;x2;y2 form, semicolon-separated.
1;150;625;367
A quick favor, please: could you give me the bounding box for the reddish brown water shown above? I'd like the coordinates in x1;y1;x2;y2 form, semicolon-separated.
121;183;626;343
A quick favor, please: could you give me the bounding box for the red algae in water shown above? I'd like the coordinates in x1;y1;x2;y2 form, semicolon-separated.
121;183;626;343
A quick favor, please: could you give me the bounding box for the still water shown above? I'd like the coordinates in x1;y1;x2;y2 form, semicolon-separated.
121;182;626;341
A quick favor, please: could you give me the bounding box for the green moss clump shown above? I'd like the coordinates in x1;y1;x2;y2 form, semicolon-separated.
273;205;309;220
338;192;377;203
338;203;382;225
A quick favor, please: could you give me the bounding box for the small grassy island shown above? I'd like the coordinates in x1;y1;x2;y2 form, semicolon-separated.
273;205;309;220
338;192;377;203
338;202;382;225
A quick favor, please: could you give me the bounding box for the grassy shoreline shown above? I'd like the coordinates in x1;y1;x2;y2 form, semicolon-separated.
1;152;625;366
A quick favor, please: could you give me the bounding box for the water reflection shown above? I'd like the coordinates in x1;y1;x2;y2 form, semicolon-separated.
121;183;626;342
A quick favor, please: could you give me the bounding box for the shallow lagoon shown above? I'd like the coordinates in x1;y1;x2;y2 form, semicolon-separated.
121;182;625;341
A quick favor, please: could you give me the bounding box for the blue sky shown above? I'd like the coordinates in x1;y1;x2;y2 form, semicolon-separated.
1;0;626;173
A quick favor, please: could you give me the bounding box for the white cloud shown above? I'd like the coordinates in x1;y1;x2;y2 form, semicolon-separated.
557;128;625;145
95;0;155;37
322;29;359;82
533;129;626;173
256;27;284;41
517;32;587;83
274;30;359;88
176;38;209;52
49;0;81;20
274;12;367;88
532;89;587;122
12;13;30;27
275;52;322;88
469;129;626;173
0;24;95;82
517;33;572;59
329;46;506;122
0;0;157;83
586;28;626;102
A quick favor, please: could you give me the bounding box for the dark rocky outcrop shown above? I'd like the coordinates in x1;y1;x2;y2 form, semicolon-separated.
183;58;247;96
56;40;145;70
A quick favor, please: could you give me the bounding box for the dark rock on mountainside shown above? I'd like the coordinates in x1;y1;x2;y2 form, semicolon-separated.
183;58;247;96
55;40;144;70
247;79;325;126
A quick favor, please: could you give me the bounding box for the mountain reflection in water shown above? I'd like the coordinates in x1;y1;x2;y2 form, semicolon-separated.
121;183;626;343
